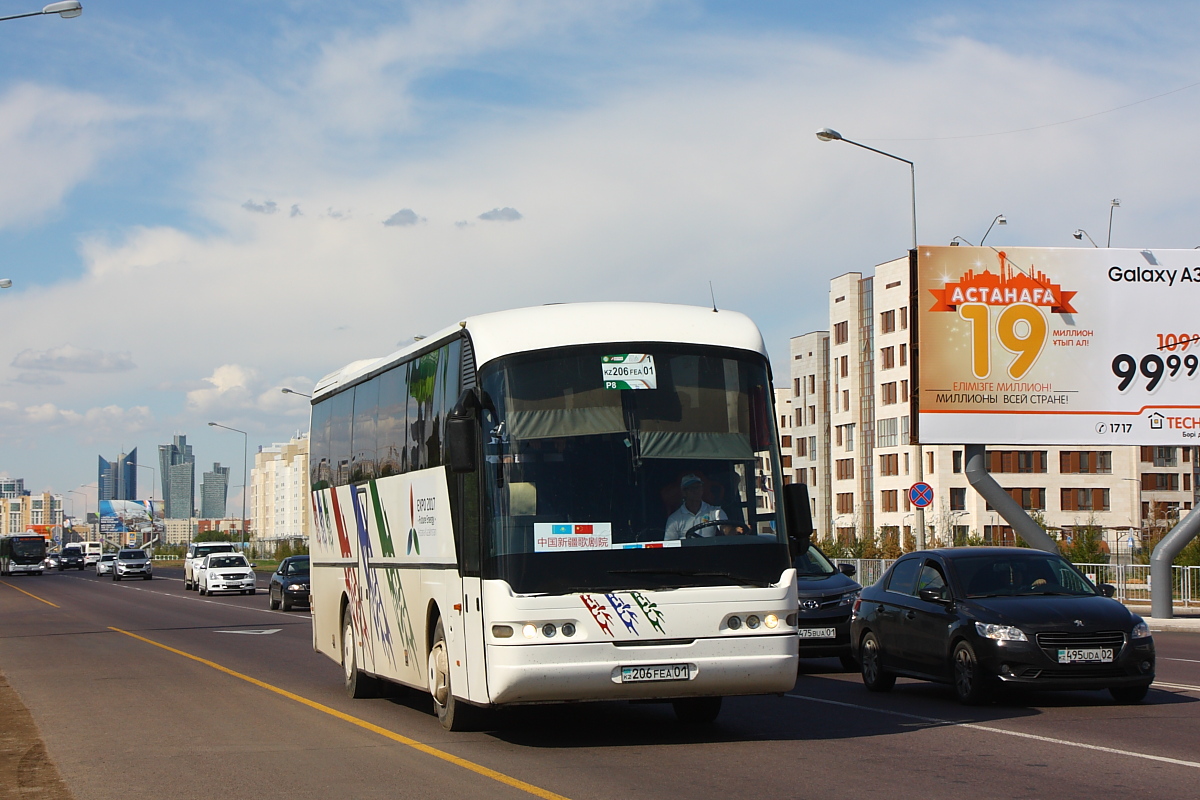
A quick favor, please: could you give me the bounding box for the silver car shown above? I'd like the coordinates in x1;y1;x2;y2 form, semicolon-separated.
113;549;153;581
95;553;117;576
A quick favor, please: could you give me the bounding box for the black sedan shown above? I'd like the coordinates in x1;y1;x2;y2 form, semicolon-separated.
268;555;310;611
850;547;1155;705
794;544;861;670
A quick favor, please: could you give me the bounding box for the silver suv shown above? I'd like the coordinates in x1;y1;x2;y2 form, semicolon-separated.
113;549;152;581
184;542;236;590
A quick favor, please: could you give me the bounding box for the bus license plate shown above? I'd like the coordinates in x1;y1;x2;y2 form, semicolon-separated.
1057;648;1114;664
798;628;837;639
621;664;689;683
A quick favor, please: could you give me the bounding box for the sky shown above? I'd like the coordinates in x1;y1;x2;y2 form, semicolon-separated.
3;0;1200;513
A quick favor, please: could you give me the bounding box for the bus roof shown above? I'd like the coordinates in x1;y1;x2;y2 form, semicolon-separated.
313;302;767;399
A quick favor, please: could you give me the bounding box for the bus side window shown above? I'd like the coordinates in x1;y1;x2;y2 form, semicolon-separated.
329;390;354;487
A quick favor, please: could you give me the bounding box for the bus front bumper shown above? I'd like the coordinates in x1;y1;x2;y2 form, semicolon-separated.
485;633;798;705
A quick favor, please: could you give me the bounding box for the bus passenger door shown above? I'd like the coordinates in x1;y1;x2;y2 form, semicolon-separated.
461;576;489;704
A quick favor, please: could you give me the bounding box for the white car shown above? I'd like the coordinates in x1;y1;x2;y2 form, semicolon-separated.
184;541;236;590
95;553;117;576
197;553;257;596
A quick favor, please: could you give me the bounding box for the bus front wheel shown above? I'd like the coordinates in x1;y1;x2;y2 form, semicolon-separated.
343;607;378;699
428;619;480;731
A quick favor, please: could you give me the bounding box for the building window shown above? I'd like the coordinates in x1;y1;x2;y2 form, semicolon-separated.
1142;473;1180;491
900;380;909;402
879;346;895;370
834;321;848;344
876;417;898;448
781;435;792;448
782;455;792;468
809;375;816;394
1059;451;1112;474
880;310;896;333
845;424;854;451
1061;488;1110;511
809;406;816;426
879;453;900;476
881;490;898;512
987;450;1048;473
899;343;907;366
836;493;855;514
809;436;817;459
794;377;801;396
836;459;855;480
840;355;849;377
880;382;898;405
899;307;908;330
953;450;962;473
843;389;850;411
796;437;806;457
950;487;966;511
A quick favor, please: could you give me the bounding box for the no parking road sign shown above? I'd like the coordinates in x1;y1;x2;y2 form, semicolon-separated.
909;482;934;509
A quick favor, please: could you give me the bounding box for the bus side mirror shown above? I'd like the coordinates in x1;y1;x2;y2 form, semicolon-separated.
782;482;814;559
447;388;481;474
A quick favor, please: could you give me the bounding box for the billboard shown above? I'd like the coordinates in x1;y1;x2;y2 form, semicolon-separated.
916;246;1200;446
99;499;163;547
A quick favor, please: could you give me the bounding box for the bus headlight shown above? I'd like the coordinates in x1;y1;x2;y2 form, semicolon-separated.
746;615;761;630
561;622;576;637
542;623;557;638
727;616;742;630
491;625;514;638
522;624;538;639
764;614;779;629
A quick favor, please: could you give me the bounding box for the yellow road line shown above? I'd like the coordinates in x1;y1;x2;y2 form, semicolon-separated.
108;627;570;800
0;580;60;608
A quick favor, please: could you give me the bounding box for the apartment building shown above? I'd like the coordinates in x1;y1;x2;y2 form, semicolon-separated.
1;492;65;537
250;433;309;545
785;257;1194;554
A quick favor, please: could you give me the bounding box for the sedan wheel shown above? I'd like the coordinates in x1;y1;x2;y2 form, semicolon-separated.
269;592;280;611
860;632;895;692
953;640;992;705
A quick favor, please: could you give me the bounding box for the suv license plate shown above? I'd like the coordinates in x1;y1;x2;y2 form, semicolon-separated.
798;627;837;639
621;664;689;683
1057;648;1114;664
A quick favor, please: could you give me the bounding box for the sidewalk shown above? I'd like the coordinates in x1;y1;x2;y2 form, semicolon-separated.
1125;605;1200;633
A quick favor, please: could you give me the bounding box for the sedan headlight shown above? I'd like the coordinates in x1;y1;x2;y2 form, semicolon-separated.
975;622;1028;642
287;584;308;592
838;590;861;607
1131;620;1151;639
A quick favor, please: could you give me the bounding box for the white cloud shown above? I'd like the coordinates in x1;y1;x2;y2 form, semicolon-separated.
242;199;278;214
383;209;423;226
0;83;134;229
12;345;136;373
477;207;522;222
186;365;258;415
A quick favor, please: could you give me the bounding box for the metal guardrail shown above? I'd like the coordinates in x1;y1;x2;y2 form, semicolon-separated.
833;558;1200;608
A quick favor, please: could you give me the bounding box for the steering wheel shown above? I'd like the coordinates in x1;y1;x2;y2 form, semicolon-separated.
684;520;748;539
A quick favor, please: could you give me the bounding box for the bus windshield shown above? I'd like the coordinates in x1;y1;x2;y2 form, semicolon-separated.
479;343;789;594
10;538;46;561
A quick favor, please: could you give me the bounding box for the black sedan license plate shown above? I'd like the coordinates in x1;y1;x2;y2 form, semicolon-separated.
1057;648;1114;664
621;664;689;683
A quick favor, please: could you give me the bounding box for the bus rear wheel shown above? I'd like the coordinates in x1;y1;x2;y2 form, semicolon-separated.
672;696;722;724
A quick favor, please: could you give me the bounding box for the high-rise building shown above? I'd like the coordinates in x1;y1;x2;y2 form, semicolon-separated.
1;492;64;537
159;434;196;519
250;432;310;545
0;477;28;499
786;256;1195;557
200;462;230;519
98;449;137;501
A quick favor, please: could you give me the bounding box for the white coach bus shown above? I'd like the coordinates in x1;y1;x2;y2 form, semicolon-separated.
308;303;806;729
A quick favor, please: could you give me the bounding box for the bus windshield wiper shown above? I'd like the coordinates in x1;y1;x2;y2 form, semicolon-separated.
608;568;765;586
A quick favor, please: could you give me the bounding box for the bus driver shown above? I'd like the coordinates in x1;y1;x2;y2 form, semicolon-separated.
664;474;744;540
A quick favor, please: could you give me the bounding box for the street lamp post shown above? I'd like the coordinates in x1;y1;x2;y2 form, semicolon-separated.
0;2;82;22
208;422;249;553
281;387;312;399
979;214;1006;246
816;126;925;548
1107;199;1120;248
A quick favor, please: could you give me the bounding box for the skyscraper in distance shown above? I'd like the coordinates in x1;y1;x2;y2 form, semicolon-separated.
98;449;137;502
159;434;196;519
200;462;230;519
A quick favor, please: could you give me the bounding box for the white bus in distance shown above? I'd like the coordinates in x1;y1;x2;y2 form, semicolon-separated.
308;302;805;729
